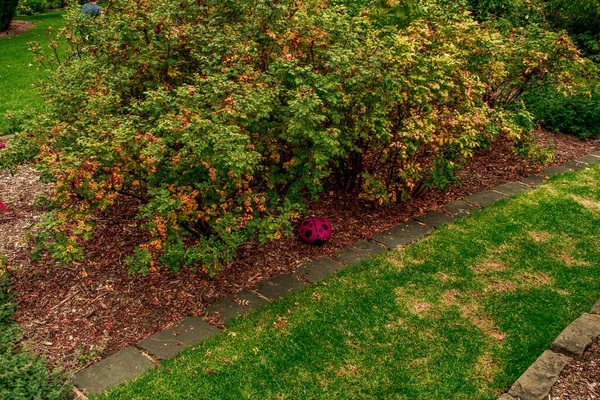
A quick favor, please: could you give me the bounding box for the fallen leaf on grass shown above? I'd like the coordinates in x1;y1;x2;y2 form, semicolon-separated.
274;317;288;329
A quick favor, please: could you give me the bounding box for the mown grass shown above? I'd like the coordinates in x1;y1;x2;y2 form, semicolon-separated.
100;164;600;400
0;11;65;135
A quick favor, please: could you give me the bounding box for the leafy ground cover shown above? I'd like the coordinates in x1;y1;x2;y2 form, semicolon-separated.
100;163;600;399
0;11;64;135
0;274;71;399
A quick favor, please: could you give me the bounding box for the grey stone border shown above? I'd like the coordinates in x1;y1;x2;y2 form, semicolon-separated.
72;347;156;396
72;151;600;396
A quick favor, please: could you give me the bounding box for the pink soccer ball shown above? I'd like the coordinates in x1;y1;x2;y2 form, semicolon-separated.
298;217;332;245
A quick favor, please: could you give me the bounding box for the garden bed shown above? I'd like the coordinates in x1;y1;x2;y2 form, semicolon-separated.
1;129;598;373
0;20;36;38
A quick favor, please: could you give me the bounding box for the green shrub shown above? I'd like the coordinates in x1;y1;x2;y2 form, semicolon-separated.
1;0;585;275
525;84;600;139
17;0;49;15
544;0;600;58
0;0;18;31
0;274;71;399
466;0;545;28
0;111;42;173
46;0;63;9
470;0;600;137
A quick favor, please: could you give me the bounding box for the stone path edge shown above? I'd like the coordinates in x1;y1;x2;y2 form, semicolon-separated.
71;151;600;397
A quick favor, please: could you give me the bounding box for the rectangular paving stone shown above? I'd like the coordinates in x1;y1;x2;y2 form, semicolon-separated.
254;274;306;300
493;182;533;196
443;200;478;218
205;298;237;320
414;211;454;228
332;240;387;266
521;175;547;188
466;190;507;208
372;221;433;250
233;290;268;308
551;313;600;359
562;159;588;171
72;347;155;396
541;165;573;177
295;257;345;284
137;317;220;360
575;154;600;165
508;350;570;400
205;291;267;324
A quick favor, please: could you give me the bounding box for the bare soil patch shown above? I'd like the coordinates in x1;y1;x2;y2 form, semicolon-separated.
475;352;497;383
412;302;432;316
514;271;553;289
573;196;600;213
1;20;36;38
440;289;461;306
530;231;550;243
472;261;506;274
1;129;599;372
486;278;517;293
459;303;505;342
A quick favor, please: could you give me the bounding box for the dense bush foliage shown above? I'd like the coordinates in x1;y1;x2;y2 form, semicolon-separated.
525;84;600;138
16;0;64;16
540;0;600;138
0;275;71;399
0;0;591;275
17;0;49;15
467;0;545;28
531;0;600;138
544;0;600;59
465;0;600;139
0;0;18;31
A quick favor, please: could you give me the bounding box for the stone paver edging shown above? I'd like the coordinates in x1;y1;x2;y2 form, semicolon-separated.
137;317;220;360
72;347;155;396
71;151;600;396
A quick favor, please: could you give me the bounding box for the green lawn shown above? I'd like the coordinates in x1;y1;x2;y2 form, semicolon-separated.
0;11;65;135
100;165;600;399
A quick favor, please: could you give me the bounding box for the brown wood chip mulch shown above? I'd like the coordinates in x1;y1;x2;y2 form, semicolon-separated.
1;129;599;374
1;20;36;38
551;339;600;399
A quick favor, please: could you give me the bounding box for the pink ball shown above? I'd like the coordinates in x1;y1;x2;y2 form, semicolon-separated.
298;217;332;244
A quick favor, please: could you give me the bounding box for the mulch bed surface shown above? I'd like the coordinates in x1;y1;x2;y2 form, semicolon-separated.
1;20;36;38
1;130;599;373
551;340;600;399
